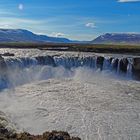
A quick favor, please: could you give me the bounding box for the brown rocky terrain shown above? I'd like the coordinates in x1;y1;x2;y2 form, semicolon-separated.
0;125;81;140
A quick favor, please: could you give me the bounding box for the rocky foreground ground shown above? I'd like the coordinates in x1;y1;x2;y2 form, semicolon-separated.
0;125;81;140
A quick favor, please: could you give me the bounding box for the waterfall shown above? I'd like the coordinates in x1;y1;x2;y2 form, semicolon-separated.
127;58;133;78
1;55;138;75
117;58;121;74
111;58;118;71
103;57;111;70
54;56;96;69
0;54;139;90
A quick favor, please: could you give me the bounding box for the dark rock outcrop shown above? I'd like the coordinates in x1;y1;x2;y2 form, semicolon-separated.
35;56;56;66
119;58;128;73
111;58;119;71
0;113;81;140
133;58;140;70
2;53;15;57
96;56;104;70
0;125;16;140
132;58;140;80
0;126;81;140
0;56;8;87
0;56;7;69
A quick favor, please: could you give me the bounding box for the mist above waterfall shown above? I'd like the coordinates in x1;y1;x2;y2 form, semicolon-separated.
5;65;73;89
0;63;133;91
0;65;140;139
0;48;139;90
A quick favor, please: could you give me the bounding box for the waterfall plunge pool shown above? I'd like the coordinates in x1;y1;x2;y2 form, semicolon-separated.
0;49;140;140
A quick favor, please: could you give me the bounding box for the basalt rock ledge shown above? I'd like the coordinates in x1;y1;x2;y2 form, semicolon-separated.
0;125;81;140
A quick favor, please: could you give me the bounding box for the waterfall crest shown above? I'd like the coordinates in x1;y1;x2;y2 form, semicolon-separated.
0;54;140;90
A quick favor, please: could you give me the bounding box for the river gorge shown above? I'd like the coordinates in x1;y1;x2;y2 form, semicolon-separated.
0;49;140;140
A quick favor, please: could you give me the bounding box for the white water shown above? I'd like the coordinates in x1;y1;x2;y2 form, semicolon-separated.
0;66;140;140
0;48;138;90
0;49;140;140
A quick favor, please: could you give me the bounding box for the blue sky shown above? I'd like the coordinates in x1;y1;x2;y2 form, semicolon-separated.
0;0;140;40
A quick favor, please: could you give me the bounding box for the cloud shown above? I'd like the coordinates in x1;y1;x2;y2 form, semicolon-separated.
0;17;44;29
118;0;140;2
51;32;65;37
85;22;96;28
18;4;24;10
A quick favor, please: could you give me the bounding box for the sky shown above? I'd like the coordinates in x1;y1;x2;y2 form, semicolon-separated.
0;0;140;40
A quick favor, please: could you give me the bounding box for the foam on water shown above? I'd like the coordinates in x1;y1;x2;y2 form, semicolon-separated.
0;52;138;90
0;63;133;90
0;49;140;139
0;66;140;140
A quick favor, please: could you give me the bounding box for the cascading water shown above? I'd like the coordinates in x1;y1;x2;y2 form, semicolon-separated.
0;49;140;140
127;58;133;78
0;53;140;90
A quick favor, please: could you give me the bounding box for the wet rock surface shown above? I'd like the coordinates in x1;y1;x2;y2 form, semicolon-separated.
1;53;15;57
0;110;81;140
96;56;104;70
111;58;119;71
35;56;56;66
119;58;128;73
0;50;140;80
0;56;7;69
0;126;81;140
132;58;140;80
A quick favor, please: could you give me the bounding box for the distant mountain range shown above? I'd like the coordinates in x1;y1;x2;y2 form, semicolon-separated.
92;33;140;44
0;29;71;43
0;29;140;44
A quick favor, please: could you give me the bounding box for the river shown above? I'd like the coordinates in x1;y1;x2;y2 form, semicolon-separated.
0;49;140;140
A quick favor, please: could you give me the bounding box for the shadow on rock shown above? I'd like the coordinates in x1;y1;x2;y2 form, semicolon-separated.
0;126;81;140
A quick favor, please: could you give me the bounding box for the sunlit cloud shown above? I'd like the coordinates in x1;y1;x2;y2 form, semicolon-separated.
0;17;44;29
85;23;96;28
118;0;140;2
50;32;65;37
